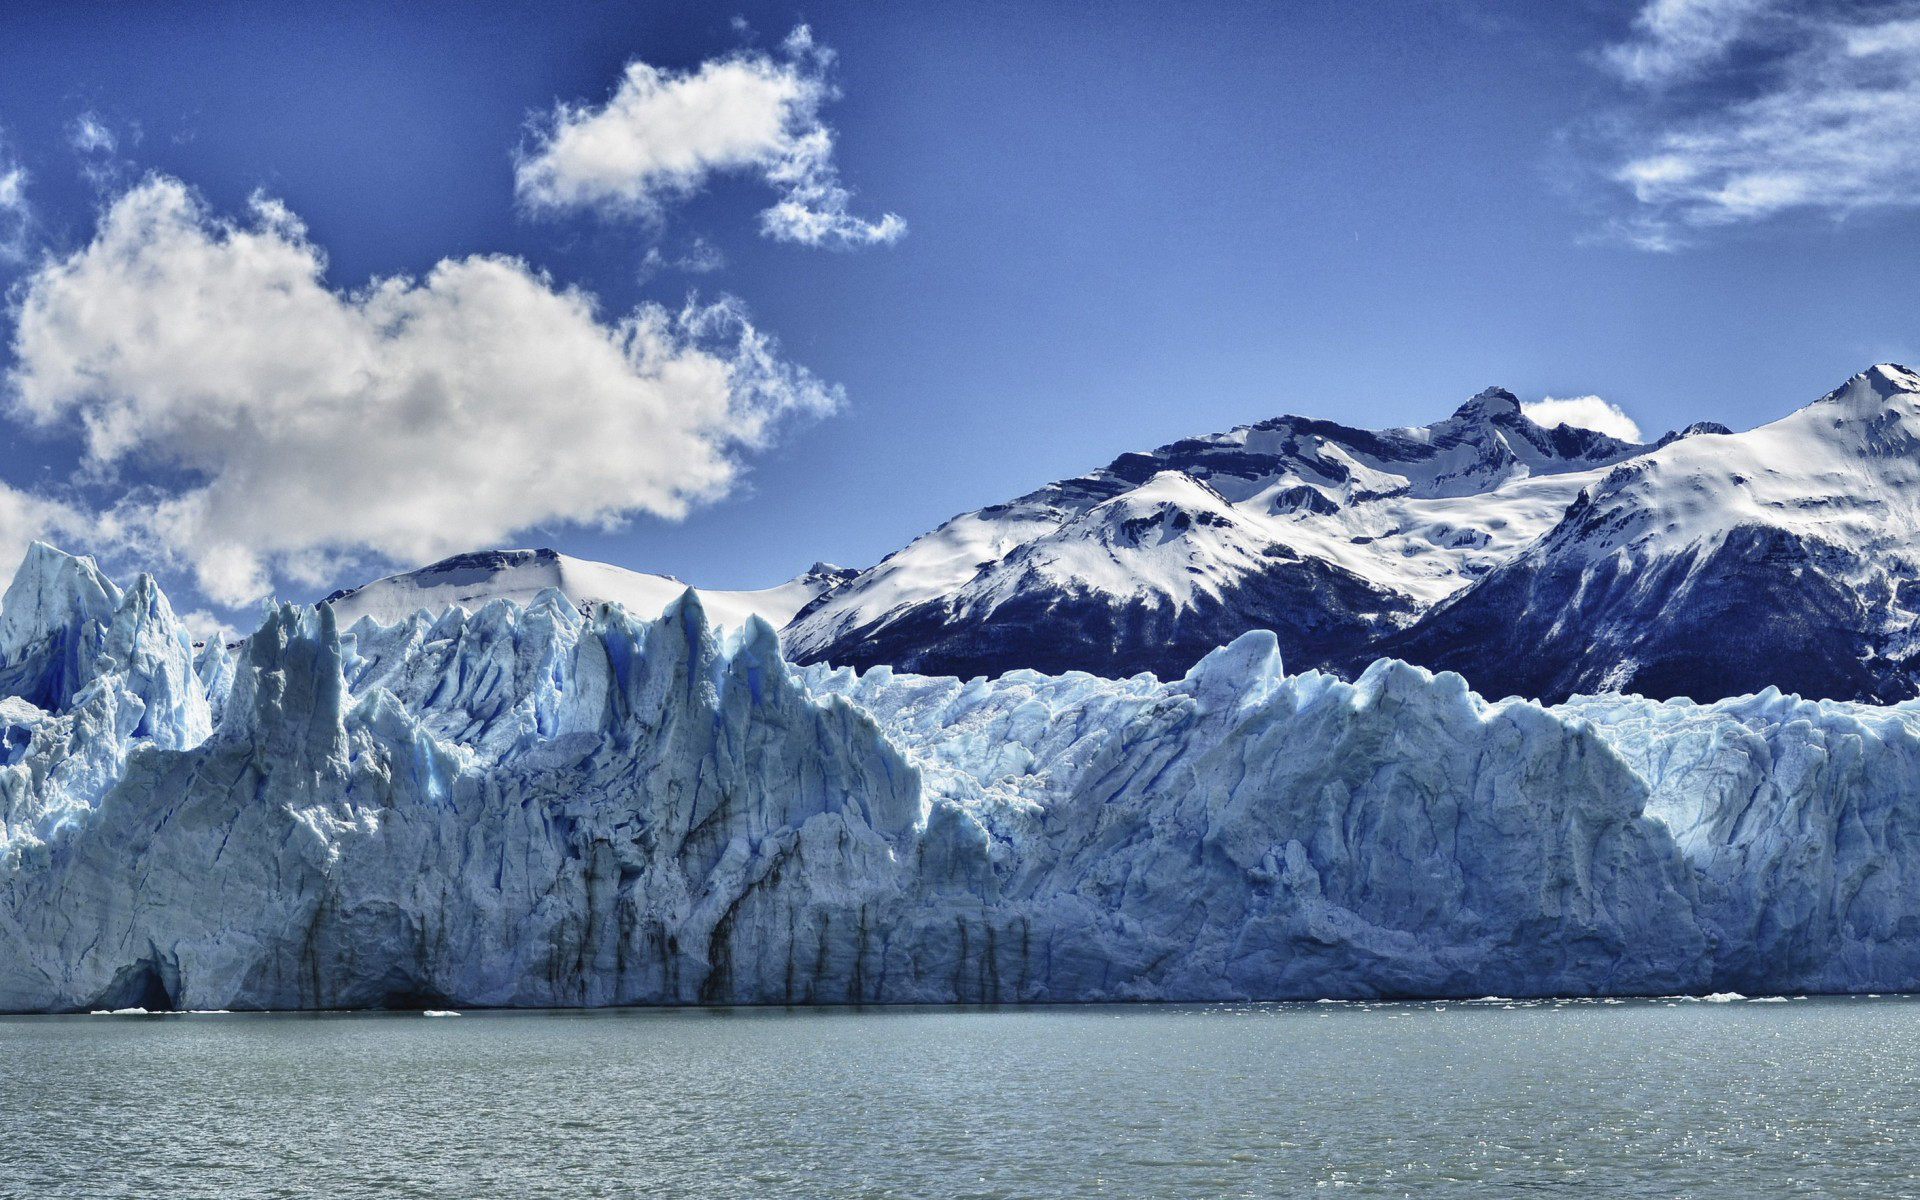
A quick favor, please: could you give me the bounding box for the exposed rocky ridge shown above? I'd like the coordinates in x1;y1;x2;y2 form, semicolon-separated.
781;365;1920;705
324;546;852;633
1369;365;1920;702
778;382;1696;688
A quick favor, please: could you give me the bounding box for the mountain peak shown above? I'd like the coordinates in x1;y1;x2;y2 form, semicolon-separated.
322;548;835;632
1451;386;1523;421
1653;420;1733;448
1818;363;1920;417
1863;363;1920;394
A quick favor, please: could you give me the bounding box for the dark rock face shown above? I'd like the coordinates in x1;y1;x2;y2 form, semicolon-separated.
792;366;1920;706
1366;524;1897;704
796;554;1408;681
1361;366;1920;704
786;386;1664;686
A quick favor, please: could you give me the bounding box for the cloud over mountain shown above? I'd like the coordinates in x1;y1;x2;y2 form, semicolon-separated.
1521;394;1643;442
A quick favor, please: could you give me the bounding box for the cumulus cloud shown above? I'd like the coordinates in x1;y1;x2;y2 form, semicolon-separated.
1597;0;1920;245
0;487;88;590
5;176;839;606
1522;395;1644;443
177;609;244;647
515;26;904;248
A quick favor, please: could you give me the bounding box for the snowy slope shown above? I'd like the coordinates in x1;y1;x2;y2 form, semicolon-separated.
323;547;852;632
783;385;1678;679
1377;365;1920;702
12;545;1920;1009
315;366;1920;706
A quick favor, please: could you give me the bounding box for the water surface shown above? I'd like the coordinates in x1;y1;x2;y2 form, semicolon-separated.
4;996;1918;1197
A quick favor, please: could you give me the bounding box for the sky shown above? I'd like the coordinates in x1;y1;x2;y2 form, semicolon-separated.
1;0;1917;630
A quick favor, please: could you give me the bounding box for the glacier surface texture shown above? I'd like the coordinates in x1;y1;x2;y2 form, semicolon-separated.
3;543;1919;1011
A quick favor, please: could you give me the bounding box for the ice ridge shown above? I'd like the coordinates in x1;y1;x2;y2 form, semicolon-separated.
0;544;1918;1009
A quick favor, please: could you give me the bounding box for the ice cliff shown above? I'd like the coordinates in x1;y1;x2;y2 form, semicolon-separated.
3;544;1919;1011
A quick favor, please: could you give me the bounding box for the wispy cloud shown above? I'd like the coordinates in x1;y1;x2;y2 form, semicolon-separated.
1603;0;1772;87
0;134;29;263
1595;0;1920;246
638;235;726;283
5;176;839;605
66;113;116;155
1521;395;1644;443
66;111;138;191
515;26;904;248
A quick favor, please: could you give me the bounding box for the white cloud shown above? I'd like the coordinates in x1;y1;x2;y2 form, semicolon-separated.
0;488;88;591
66;111;135;191
1522;395;1644;443
515;26;904;248
0;142;28;263
5;176;839;606
639;236;726;283
177;609;244;647
1604;0;1773;87
1599;1;1920;243
67;113;116;155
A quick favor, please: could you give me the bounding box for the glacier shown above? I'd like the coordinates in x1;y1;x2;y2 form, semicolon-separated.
4;542;1920;1011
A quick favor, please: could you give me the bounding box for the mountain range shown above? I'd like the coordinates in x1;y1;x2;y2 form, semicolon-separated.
330;364;1920;705
324;548;853;632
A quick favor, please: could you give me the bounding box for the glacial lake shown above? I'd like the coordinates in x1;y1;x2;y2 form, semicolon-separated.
4;997;1919;1198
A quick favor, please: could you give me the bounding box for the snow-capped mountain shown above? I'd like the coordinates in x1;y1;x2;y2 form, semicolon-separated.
318;365;1920;706
781;384;1686;680
1373;364;1920;703
323;547;853;632
788;367;1920;704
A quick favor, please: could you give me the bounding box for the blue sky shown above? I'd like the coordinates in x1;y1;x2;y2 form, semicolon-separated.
1;0;1916;625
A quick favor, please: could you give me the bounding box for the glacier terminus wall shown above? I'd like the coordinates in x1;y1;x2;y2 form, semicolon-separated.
2;543;1919;1011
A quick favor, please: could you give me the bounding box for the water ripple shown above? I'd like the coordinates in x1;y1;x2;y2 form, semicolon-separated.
3;998;1919;1198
